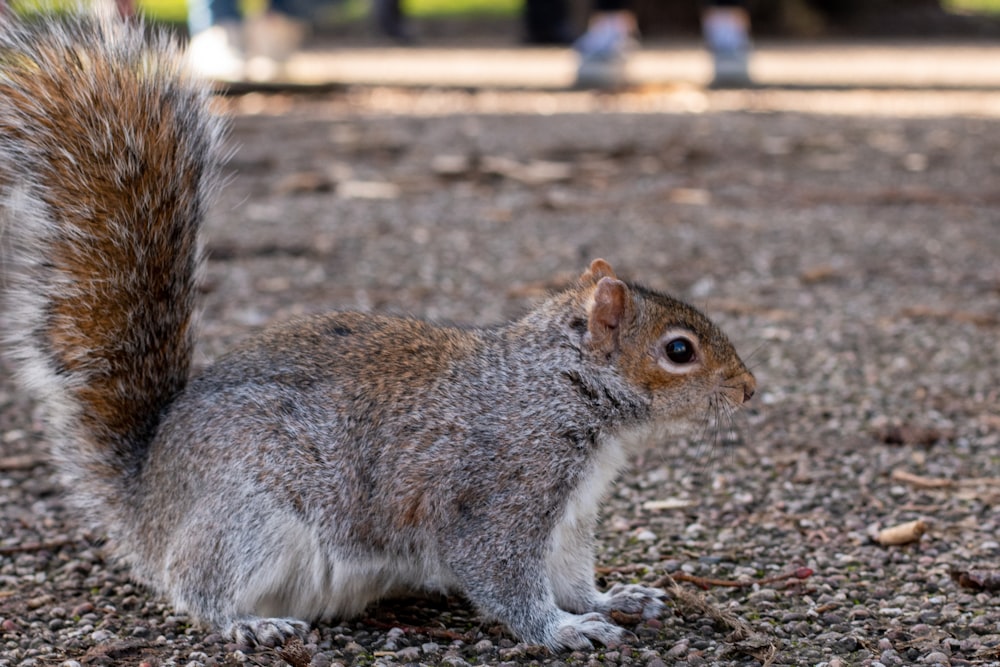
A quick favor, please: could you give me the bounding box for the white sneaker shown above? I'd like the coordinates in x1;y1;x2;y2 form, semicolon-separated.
244;12;308;82
187;22;245;82
573;11;637;89
703;7;752;87
712;48;751;87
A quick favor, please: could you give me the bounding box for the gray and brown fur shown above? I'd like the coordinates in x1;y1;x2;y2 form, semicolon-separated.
0;12;755;651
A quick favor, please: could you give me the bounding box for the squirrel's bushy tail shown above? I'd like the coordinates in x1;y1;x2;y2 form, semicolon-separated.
0;12;224;522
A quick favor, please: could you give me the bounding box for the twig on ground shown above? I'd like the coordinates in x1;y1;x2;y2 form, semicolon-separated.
594;563;649;575
664;567;814;590
898;305;999;328
752;641;779;667
655;573;753;640
0;455;46;471
891;468;1000;489
0;538;76;556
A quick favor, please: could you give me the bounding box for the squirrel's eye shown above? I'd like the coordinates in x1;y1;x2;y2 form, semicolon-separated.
664;337;696;364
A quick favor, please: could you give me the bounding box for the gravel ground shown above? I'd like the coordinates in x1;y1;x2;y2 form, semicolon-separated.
2;83;999;667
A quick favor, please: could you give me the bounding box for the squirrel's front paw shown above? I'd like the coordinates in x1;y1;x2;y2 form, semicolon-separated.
226;617;310;647
599;583;668;620
553;612;631;650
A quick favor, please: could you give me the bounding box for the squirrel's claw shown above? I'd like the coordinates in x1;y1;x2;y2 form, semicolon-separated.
599;583;669;620
225;617;310;647
552;611;629;651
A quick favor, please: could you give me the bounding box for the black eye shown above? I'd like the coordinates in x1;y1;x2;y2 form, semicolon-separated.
664;337;696;364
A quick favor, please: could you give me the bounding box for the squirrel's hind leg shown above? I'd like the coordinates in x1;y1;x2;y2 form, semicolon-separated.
159;502;340;647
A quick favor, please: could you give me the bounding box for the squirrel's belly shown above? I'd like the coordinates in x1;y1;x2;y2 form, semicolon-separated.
231;513;457;621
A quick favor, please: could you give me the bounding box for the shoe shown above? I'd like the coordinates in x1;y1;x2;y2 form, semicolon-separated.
711;47;751;88
575;52;628;89
703;7;752;88
187;22;245;82
573;11;637;89
244;11;308;82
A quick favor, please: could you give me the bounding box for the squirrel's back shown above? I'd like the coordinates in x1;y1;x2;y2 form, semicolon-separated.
0;12;224;524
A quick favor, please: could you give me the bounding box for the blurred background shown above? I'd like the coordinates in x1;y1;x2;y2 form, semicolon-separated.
11;0;1000;37
9;0;1000;90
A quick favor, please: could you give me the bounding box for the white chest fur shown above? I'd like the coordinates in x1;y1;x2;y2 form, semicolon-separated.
545;424;657;610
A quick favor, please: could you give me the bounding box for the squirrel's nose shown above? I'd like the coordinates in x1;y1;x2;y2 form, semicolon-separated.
741;373;756;404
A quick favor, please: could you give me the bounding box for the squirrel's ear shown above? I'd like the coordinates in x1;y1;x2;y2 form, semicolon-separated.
587;277;629;354
579;258;618;286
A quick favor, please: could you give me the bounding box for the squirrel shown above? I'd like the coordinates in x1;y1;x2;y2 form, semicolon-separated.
0;11;756;652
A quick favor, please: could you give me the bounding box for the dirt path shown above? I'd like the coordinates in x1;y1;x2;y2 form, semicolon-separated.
2;50;999;666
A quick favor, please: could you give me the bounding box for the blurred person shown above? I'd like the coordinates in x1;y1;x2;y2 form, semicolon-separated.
0;0;134;18
0;0;307;82
573;0;636;88
373;0;413;43
572;0;753;88
524;0;574;44
702;1;752;86
187;0;312;81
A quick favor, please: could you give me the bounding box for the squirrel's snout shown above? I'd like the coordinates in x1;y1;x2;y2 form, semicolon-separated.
742;376;756;403
723;371;756;405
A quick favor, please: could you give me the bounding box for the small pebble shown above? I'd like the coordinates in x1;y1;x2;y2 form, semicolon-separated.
395;646;421;661
749;588;778;602
309;654;332;667
666;640;689;657
498;643;526;660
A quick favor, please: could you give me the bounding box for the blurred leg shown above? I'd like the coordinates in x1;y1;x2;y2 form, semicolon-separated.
187;0;245;81
243;0;309;81
524;0;573;44
703;0;752;87
373;0;413;42
573;0;636;88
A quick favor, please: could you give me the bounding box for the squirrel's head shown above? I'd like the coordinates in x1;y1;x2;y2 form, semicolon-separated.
577;259;756;421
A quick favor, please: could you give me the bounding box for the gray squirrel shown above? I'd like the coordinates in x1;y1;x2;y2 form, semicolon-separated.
0;12;756;651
